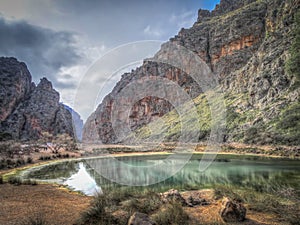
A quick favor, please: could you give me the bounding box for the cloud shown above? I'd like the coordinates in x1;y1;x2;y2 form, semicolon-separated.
169;10;197;29
0;16;82;87
143;25;163;37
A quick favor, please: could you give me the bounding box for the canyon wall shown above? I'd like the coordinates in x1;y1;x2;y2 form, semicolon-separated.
83;0;300;145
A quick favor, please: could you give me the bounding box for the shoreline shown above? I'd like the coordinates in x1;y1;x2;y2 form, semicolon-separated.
0;148;299;225
1;148;299;180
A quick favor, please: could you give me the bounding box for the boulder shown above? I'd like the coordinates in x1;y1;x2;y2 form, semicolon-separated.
219;197;246;222
161;189;187;206
186;195;209;206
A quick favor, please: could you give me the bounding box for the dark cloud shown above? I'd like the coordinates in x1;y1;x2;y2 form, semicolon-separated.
0;16;82;86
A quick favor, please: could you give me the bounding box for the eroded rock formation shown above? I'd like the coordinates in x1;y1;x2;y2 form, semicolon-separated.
0;57;75;140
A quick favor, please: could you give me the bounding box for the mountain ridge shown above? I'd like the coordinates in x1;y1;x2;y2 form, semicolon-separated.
83;0;299;145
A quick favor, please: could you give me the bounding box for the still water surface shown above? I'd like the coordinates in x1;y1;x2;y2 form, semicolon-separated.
21;154;300;196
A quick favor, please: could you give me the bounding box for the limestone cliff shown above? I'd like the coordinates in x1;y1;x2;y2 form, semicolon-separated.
83;0;300;145
0;57;75;141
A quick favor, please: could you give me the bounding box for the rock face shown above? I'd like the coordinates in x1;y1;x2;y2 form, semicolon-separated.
83;61;202;143
220;197;246;222
64;105;84;141
83;0;300;145
0;57;75;140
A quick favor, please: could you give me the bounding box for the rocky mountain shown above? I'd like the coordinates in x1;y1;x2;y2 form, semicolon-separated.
64;105;84;141
83;0;300;145
0;57;76;141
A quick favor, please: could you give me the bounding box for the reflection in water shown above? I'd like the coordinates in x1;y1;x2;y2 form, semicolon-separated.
64;162;102;196
22;155;300;196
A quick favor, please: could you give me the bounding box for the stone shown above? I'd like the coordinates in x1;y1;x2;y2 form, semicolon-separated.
219;197;246;222
161;189;187;206
186;195;209;206
128;212;156;225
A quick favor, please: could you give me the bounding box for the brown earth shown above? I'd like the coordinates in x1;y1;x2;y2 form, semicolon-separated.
0;183;292;225
0;183;91;225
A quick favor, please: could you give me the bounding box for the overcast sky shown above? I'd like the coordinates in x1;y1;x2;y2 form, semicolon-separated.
0;0;220;121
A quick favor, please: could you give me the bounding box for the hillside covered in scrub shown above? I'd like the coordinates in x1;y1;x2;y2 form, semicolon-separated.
83;0;300;146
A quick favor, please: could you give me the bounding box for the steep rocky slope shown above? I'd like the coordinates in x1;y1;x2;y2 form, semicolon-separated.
0;57;76;141
83;0;300;145
64;105;84;141
83;62;202;143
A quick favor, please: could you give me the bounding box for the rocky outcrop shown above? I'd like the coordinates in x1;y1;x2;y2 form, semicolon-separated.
83;0;300;145
0;57;33;122
220;197;246;222
161;189;187;206
0;57;75;140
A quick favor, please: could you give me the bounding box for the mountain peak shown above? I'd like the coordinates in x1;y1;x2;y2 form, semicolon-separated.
37;77;53;91
197;0;257;23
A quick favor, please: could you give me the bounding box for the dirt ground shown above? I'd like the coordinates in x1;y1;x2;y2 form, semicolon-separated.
0;184;291;225
0;183;91;225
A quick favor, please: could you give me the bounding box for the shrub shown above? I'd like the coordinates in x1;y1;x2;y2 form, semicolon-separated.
8;176;22;185
123;192;161;215
39;156;51;161
107;188;135;205
0;132;12;141
0;176;3;184
22;179;38;185
213;185;243;202
0;159;7;169
152;202;189;225
77;194;118;225
16;158;25;166
27;157;33;164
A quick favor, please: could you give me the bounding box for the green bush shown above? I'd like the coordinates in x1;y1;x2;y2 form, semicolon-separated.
8;176;22;185
152;202;189;225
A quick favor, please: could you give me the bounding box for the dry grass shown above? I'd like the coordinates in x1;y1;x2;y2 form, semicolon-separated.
0;183;91;225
